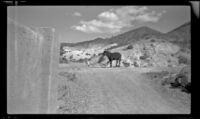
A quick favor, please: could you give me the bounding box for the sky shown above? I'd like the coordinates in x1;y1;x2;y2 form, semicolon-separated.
8;6;190;43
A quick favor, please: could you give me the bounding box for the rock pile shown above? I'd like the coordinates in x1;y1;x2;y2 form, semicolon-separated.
161;65;191;93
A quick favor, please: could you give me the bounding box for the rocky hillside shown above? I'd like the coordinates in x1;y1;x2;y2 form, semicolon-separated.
60;22;191;68
59;43;118;63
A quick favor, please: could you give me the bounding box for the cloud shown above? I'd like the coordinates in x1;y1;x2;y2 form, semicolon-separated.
71;20;121;33
73;12;82;16
98;11;119;21
72;6;165;34
134;11;163;22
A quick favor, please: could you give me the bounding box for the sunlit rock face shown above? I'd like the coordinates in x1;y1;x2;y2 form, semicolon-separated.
108;38;182;67
61;43;118;62
60;37;190;68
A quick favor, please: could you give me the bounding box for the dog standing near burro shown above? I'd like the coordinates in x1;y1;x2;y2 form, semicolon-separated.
102;50;122;67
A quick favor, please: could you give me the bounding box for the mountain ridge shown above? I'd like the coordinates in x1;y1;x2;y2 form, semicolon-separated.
61;21;190;49
165;22;191;48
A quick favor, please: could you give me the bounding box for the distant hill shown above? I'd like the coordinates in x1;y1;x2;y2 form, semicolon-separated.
61;26;164;48
103;26;163;46
165;22;191;48
60;37;106;49
61;22;190;49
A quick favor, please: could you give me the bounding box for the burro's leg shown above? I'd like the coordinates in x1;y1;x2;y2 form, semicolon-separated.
116;60;118;67
86;60;90;67
110;60;112;67
119;59;121;67
118;59;121;67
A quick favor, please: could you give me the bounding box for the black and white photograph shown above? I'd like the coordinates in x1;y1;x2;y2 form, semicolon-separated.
6;3;196;114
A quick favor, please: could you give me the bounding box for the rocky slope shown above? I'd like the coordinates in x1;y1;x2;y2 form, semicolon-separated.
60;22;190;66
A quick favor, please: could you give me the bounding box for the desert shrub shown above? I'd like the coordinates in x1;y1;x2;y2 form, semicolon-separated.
150;39;156;42
123;45;133;51
140;56;145;60
161;73;176;86
69;55;73;60
57;84;70;101
133;61;139;67
58;72;77;82
86;53;90;56
146;71;170;80
68;73;77;81
180;47;191;53
174;74;189;87
77;58;86;63
167;59;174;67
150;43;154;47
178;55;189;64
56;84;79;113
170;74;191;93
140;53;149;60
183;82;191;93
127;45;133;49
60;46;66;56
168;64;173;67
98;55;106;63
122;62;130;67
62;58;69;64
143;34;152;39
161;66;191;93
178;66;191;82
59;56;69;64
162;73;189;87
60;50;65;56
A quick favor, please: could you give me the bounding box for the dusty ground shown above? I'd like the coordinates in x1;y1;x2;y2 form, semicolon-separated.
48;63;190;114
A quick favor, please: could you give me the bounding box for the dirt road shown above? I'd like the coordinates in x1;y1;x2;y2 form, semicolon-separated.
48;66;190;114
